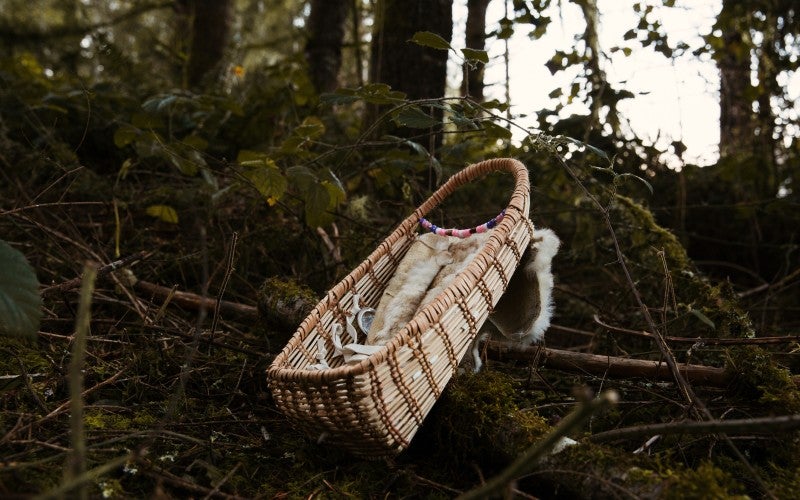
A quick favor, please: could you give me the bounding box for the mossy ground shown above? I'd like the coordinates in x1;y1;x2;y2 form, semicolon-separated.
2;145;800;498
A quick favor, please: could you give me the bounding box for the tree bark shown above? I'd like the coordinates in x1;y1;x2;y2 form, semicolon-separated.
460;0;491;101
367;0;453;151
305;0;351;94
176;0;233;89
716;0;754;159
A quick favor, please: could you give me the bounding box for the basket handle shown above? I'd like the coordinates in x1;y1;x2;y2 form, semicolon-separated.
412;158;530;223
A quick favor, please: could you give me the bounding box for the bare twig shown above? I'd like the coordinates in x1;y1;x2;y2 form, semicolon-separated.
593;315;800;345
41;251;151;295
590;414;800;444
738;266;800;299
210;232;239;337
202;462;242;500
316;224;343;266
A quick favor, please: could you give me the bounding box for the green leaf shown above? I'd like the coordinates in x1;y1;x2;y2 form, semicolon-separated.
319;90;360;105
146;205;179;224
496;18;514;40
562;137;610;163
690;309;716;330
286;165;317;192
410;31;452;51
118;158;134;181
322;180;346;208
131;112;164;129
304;182;331;228
449;110;479;130
623;29;637;40
113;126;139;148
617;172;654;195
355;83;407;104
236;149;268;163
169;154;200;176
156;94;178;111
382;135;431;159
0;240;42;339
243;159;287;202
481;120;513;140
181;134;208;151
392;106;440;129
460;48;489;64
322;169;346;201
293;116;325;140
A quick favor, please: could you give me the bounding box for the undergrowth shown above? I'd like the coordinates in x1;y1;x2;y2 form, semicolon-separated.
2;54;800;498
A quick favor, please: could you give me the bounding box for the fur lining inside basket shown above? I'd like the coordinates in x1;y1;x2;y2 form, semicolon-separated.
367;227;560;369
367;232;491;346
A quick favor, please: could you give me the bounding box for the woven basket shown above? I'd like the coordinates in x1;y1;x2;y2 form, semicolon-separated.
267;158;533;458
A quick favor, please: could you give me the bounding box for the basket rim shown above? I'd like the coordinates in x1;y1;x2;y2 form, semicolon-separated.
268;158;530;383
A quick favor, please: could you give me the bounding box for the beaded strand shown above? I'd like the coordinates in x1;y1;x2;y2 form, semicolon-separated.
418;209;506;238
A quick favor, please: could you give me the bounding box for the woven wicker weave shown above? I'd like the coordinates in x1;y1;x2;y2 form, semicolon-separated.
267;158;533;458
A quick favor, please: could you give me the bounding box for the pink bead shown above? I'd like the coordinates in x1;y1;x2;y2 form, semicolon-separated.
476;225;487;233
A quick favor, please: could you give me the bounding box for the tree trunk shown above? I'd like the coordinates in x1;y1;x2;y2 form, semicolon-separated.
716;0;754;159
577;0;607;136
176;0;233;89
460;0;491;101
368;0;453;152
305;0;351;94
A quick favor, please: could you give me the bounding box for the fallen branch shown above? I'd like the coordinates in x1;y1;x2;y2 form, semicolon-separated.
133;280;257;319
484;340;732;387
590;414;800;444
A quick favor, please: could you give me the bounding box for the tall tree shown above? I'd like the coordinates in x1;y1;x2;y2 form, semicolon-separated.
368;0;454;151
176;0;233;89
710;0;798;195
460;0;492;100
715;0;755;160
305;0;351;94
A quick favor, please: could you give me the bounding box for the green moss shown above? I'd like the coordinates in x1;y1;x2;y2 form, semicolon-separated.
615;194;694;272
257;276;318;343
542;445;748;498
84;409;159;431
412;370;552;478
0;338;51;372
131;410;157;428
613;195;756;340
85;410;132;431
660;462;747;500
727;345;800;413
97;478;125;499
766;464;800;499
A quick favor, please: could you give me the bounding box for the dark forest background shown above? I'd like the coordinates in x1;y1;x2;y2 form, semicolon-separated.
1;0;799;498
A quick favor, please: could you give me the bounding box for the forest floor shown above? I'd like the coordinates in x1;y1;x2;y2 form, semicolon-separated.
2;145;800;499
